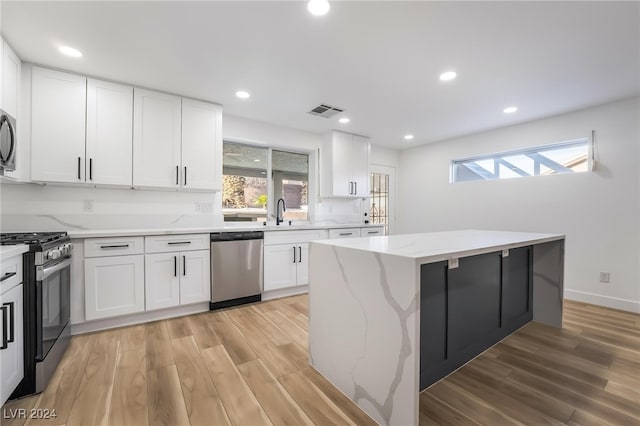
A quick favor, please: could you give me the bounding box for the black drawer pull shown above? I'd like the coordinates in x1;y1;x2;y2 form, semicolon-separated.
0;272;16;282
0;305;7;350
100;244;130;249
367;231;379;234
168;241;191;245
3;302;14;343
339;232;353;236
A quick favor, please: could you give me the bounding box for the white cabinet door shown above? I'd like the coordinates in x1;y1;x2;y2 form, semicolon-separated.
179;250;210;305
181;99;221;191
264;244;298;291
2;40;20;118
133;89;181;189
84;255;144;320
351;134;370;197
331;131;352;197
0;283;23;405
86;79;133;186
145;252;180;310
31;67;86;183
296;243;310;285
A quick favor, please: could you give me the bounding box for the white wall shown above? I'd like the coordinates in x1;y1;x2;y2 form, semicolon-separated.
397;97;640;312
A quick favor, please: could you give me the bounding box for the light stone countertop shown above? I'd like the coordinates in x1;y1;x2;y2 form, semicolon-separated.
67;223;382;239
313;229;564;264
0;244;30;259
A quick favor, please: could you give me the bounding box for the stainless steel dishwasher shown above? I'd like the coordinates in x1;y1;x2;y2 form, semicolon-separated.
210;231;263;310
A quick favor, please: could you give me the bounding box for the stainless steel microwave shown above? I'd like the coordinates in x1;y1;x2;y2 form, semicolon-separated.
0;108;16;172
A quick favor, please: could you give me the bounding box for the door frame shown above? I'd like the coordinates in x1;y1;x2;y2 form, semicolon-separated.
369;164;396;235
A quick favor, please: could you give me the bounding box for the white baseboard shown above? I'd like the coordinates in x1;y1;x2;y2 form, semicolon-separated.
564;289;640;314
71;302;210;335
262;285;308;301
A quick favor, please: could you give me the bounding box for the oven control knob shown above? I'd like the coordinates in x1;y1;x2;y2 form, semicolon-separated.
49;249;61;259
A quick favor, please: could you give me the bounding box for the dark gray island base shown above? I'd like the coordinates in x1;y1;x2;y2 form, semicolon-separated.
420;240;564;389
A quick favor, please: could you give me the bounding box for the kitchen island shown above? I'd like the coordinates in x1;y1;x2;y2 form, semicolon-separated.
308;230;565;426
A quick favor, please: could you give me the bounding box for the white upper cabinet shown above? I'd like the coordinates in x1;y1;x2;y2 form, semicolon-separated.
86;79;133;186
133;88;182;189
2;40;20;118
321;130;370;198
31;67;87;183
181;98;221;191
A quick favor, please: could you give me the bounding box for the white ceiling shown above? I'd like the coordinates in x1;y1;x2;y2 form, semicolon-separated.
2;1;639;149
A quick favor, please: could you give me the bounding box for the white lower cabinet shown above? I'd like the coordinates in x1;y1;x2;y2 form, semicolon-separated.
1;282;23;405
145;252;180;311
145;249;210;311
263;244;299;291
84;255;145;320
263;229;327;292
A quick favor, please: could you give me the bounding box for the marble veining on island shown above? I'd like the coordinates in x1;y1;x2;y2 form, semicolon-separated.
308;230;565;426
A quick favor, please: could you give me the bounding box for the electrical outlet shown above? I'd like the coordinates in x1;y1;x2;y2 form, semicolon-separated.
202;203;213;214
83;200;94;212
599;272;610;283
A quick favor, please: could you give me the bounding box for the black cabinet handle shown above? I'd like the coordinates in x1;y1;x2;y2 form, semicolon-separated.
0;272;16;282
339;232;353;236
367;231;379;234
184;167;187;186
176;165;179;185
174;256;177;277
293;246;296;263
298;246;302;263
100;244;130;249
3;302;14;343
354;181;357;195
0;305;7;350
183;256;186;276
77;157;81;180
349;181;353;195
168;241;191;246
89;158;93;181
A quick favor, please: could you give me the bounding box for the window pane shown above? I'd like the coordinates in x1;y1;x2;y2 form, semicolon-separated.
223;142;268;222
452;138;589;183
273;150;309;222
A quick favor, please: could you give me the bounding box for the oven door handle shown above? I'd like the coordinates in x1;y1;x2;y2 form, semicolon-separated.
37;257;72;281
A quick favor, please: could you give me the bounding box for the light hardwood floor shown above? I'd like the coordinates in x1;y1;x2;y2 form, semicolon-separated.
2;297;639;426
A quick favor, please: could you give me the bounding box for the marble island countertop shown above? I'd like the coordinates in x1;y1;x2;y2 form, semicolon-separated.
313;229;564;263
67;223;381;239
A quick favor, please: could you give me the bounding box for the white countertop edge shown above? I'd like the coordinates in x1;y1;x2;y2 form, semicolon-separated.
0;244;30;259
68;223;383;239
311;230;565;263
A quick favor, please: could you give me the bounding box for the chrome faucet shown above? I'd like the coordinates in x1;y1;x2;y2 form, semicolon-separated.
276;198;286;225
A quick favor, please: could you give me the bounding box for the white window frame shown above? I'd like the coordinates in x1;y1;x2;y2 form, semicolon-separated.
450;137;592;183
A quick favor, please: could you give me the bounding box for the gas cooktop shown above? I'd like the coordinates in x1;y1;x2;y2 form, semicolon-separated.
0;232;68;246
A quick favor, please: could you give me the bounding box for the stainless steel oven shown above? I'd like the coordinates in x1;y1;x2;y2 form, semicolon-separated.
36;256;71;365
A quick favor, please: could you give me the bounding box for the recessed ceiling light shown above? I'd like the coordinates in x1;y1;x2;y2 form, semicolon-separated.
254;159;261;162
307;0;330;16
339;117;350;124
235;91;251;99
439;71;457;81
503;106;518;114
404;134;414;140
58;45;82;58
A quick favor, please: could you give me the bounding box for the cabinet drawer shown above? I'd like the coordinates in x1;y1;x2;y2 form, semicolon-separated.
328;228;362;239
85;237;144;257
264;230;328;246
361;227;384;237
1;255;23;291
145;234;209;253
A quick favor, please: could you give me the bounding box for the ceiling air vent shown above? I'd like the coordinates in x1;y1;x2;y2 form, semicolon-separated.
307;104;344;118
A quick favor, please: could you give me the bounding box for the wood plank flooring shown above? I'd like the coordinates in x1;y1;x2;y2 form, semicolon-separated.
2;298;638;425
